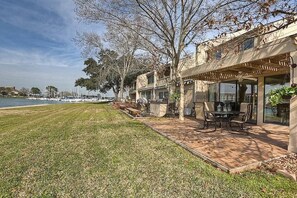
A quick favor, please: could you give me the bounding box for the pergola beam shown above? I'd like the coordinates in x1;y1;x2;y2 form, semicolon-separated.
184;53;291;81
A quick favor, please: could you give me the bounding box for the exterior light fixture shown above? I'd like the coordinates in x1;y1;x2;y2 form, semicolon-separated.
290;56;297;87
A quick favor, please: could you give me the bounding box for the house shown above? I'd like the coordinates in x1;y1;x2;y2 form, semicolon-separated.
128;80;137;101
0;86;19;96
135;66;170;102
182;19;297;152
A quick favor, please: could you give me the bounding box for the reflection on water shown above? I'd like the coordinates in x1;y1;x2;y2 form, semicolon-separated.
0;98;63;108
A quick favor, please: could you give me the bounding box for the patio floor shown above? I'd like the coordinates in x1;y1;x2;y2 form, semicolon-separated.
139;117;290;173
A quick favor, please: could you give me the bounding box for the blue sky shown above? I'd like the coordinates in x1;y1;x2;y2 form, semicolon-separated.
0;0;106;94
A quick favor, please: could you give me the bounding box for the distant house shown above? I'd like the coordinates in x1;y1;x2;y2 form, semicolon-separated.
0;86;19;96
135;67;170;102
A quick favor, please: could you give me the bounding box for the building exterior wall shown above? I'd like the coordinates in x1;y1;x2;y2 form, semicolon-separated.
185;21;297;80
185;20;297;128
180;56;196;71
194;81;208;102
134;21;297;124
136;71;156;101
184;84;194;109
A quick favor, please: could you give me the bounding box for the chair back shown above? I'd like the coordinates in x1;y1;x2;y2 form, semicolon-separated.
203;102;215;120
240;103;252;122
203;102;214;112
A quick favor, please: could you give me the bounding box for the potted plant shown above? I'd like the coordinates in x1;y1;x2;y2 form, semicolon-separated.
268;86;297;106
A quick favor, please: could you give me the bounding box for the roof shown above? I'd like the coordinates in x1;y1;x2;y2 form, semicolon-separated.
183;35;297;81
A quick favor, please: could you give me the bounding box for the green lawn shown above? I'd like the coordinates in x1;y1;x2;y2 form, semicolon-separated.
0;103;296;197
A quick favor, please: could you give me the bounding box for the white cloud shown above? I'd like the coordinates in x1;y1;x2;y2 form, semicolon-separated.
0;0;104;44
0;0;108;93
0;47;82;68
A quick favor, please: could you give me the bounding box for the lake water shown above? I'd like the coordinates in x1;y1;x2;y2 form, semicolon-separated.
0;98;63;108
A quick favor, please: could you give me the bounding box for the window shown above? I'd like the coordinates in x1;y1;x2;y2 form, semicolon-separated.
164;92;168;99
159;92;164;99
215;50;222;60
241;38;254;51
208;83;218;102
220;81;236;103
264;74;290;125
164;67;170;77
158;91;168;100
141;91;152;100
206;50;211;62
206;49;222;61
147;75;154;84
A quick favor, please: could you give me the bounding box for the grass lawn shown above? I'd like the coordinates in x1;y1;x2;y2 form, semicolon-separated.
0;103;296;197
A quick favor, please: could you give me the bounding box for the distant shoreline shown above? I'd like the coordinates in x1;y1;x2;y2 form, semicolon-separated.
0;104;50;110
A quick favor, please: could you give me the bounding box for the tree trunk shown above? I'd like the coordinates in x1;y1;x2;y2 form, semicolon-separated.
169;62;176;103
112;86;119;101
119;77;124;101
179;74;184;121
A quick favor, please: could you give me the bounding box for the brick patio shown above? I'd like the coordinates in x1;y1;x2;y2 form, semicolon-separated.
139;117;290;173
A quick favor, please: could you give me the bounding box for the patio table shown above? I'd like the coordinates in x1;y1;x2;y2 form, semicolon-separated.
207;111;240;132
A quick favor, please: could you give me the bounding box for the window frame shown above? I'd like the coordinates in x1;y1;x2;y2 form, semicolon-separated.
241;37;254;51
147;74;154;85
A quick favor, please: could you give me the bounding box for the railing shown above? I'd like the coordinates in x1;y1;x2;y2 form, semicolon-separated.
156;77;170;87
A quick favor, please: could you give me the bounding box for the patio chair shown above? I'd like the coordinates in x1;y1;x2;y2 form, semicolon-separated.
203;102;215;112
229;103;252;133
203;102;217;130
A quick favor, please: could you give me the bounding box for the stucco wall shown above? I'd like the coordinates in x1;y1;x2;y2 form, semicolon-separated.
194;80;208;102
136;73;149;89
259;21;297;44
184;84;194;109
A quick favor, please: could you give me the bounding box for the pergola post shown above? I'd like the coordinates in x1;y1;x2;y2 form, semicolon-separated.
288;51;297;153
257;76;264;125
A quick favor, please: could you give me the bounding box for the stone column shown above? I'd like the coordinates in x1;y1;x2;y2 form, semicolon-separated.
288;96;297;153
153;71;157;100
288;51;297;153
290;51;297;86
257;76;264;125
136;77;140;101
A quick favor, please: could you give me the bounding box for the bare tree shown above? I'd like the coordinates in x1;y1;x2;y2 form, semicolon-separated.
75;50;148;101
19;87;30;97
74;0;296;120
75;24;147;101
104;24;144;100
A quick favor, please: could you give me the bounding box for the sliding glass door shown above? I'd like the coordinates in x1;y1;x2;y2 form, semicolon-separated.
220;81;237;104
209;79;258;123
264;74;290;125
237;79;258;123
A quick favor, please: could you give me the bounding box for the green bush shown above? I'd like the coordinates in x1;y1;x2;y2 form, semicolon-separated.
268;86;297;106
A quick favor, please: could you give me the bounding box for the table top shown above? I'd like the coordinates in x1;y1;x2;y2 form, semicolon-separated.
207;111;241;115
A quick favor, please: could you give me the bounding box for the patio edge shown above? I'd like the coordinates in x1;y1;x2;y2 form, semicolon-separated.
141;121;231;173
120;111;293;174
139;120;293;174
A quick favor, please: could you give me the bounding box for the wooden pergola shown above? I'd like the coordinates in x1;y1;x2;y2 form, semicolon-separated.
182;34;297;81
183;53;291;82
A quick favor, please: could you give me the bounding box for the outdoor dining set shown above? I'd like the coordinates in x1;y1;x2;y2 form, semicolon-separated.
203;101;252;133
